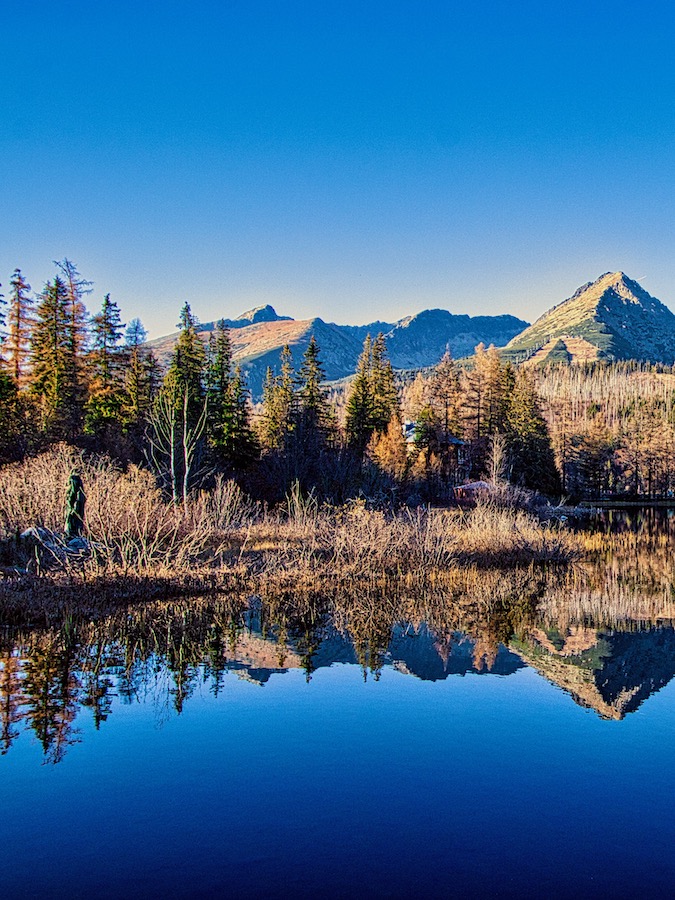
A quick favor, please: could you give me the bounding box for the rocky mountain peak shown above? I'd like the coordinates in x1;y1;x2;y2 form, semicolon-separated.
506;272;675;365
235;304;293;325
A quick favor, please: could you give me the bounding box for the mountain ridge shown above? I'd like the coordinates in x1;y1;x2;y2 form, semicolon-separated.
505;272;675;365
146;304;529;398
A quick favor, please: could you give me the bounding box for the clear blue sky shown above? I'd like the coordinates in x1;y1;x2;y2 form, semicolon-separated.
3;0;675;337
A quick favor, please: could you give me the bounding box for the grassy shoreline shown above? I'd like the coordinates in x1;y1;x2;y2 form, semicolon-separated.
0;447;580;621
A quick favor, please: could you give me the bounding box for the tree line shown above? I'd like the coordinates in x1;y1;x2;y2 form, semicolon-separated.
0;259;566;502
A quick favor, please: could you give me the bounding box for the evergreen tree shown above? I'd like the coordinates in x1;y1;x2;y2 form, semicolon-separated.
31;277;78;436
506;369;561;494
206;321;257;467
90;294;125;388
167;302;206;423
0;370;22;462
370;333;399;433
345;335;374;449
259;344;297;450
297;336;333;447
122;318;158;432
86;294;126;435
226;365;258;467
148;303;207;504
345;333;399;449
5;269;34;387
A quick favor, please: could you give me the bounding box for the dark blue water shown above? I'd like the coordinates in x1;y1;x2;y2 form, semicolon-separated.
2;616;675;899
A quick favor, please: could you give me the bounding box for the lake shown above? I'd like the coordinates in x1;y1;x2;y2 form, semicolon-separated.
2;512;675;898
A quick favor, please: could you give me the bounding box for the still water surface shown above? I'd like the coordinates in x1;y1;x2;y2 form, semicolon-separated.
2;512;675;898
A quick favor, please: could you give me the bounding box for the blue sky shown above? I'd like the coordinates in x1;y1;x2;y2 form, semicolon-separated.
3;0;675;337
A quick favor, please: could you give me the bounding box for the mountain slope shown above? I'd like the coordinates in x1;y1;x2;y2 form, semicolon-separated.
385;310;528;368
506;272;675;364
147;304;529;398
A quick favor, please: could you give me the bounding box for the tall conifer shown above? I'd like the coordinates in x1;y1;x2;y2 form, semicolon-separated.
5;270;34;387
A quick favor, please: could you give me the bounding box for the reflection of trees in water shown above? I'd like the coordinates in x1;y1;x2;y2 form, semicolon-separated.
4;533;675;758
21;630;81;764
1;649;23;755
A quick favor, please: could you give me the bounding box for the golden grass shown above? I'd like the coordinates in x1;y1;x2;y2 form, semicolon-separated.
0;446;580;612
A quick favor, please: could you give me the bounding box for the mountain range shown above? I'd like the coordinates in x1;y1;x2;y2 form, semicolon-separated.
147;304;528;397
145;272;675;397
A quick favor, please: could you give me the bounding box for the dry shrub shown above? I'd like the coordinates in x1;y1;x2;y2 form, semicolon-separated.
0;447;579;589
447;495;578;565
0;446;214;573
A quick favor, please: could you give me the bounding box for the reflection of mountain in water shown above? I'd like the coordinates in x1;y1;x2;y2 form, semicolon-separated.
7;518;675;762
511;626;675;719
223;624;523;685
388;625;523;680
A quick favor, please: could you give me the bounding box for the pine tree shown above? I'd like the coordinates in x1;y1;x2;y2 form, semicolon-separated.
506;369;561;494
345;335;374;449
86;294;126;435
5;269;34;387
0;370;22;462
206;321;257;467
148;303;207;504
345;333;399;449
123;318;158;432
168;302;206;422
226;365;258;467
90;294;125;389
370;333;399;433
30;277;74;436
259;344;297;450
297;336;333;447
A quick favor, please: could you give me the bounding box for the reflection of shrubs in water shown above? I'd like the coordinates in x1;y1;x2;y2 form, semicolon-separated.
3;544;675;761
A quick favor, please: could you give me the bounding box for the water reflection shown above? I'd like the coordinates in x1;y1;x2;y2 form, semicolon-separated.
3;513;675;760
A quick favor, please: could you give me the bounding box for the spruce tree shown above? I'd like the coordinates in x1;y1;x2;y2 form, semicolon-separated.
297;336;332;447
226;365;258;467
90;294;125;388
86;294;126;435
259;344;296;450
370;333;399;433
506;369;561;494
168;302;206;422
123;318;158;432
30;277;76;436
206;321;257;467
345;333;399;449
148;303;207;504
5;269;34;387
345;335;374;450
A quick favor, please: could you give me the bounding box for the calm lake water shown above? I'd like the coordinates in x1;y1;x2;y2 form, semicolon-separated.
2;512;675;898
